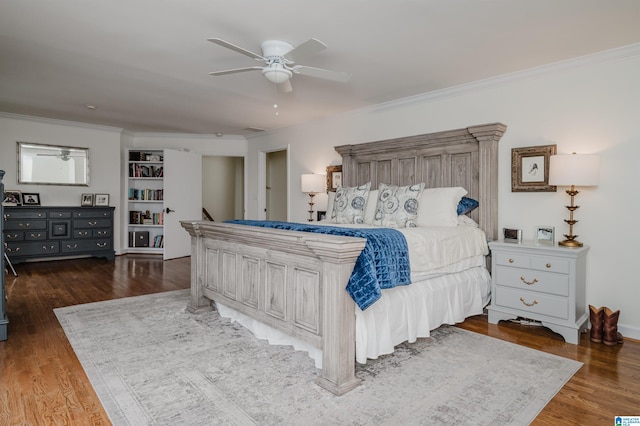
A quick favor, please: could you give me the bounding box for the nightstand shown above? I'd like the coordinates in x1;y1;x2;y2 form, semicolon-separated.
487;240;589;344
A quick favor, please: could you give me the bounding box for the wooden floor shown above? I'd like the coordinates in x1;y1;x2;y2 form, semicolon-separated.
1;256;638;425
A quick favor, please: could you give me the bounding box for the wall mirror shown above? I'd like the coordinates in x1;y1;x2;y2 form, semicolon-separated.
17;142;90;186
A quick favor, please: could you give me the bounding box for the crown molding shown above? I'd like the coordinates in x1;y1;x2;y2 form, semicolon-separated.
367;42;640;113
0;111;124;133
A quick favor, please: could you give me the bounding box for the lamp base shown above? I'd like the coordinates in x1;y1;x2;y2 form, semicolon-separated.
558;239;583;248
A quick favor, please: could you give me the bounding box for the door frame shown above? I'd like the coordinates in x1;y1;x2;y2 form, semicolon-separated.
259;145;290;221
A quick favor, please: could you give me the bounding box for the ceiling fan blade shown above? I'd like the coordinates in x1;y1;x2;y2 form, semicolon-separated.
207;38;265;61
284;38;327;62
209;66;264;76
278;79;293;93
291;65;352;83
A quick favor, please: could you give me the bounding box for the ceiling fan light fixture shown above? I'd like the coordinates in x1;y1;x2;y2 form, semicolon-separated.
262;66;292;84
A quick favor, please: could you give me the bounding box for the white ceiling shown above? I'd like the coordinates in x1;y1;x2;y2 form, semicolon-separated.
1;1;640;136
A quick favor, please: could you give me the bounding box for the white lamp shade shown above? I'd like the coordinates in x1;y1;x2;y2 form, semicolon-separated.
549;154;600;187
301;173;326;194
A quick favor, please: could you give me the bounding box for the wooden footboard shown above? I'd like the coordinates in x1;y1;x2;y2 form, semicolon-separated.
181;221;366;395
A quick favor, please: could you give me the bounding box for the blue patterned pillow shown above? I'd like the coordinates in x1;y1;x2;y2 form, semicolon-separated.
330;182;371;224
457;196;479;215
373;183;425;228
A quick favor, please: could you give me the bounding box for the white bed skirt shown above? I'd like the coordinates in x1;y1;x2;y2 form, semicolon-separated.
215;265;491;368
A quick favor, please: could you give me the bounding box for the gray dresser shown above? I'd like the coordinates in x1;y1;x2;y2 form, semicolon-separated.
487;240;589;344
3;206;115;264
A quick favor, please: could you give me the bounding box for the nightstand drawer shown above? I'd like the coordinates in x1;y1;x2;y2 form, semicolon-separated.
495;287;569;320
495;251;530;268
531;256;569;274
494;267;569;296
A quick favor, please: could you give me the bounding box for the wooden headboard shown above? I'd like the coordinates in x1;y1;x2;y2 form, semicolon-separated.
334;123;507;241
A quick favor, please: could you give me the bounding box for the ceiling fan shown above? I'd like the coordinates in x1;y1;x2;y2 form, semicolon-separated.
207;38;351;93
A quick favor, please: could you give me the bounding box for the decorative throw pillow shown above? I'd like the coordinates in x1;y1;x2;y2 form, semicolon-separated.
417;187;468;227
457;196;479;215
330;182;371;224
373;183;425;228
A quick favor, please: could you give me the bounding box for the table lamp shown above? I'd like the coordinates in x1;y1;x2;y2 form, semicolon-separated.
548;153;600;247
301;174;325;221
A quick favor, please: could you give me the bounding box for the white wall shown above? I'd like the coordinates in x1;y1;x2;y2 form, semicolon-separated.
0;114;124;250
246;46;640;339
0;116;250;255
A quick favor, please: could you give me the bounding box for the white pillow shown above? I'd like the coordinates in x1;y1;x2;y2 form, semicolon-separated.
330;182;371;224
417;187;468;227
363;189;379;224
373;183;425;228
326;191;335;219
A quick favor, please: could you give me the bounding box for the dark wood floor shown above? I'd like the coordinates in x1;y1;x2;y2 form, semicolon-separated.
1;256;638;425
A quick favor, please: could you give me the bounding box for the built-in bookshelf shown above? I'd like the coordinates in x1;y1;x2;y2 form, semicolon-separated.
127;149;164;253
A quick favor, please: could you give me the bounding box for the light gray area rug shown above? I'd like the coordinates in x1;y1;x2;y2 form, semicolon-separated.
55;290;582;426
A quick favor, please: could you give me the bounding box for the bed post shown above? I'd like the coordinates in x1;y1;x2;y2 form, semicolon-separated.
468;123;507;242
183;222;214;314
307;238;366;396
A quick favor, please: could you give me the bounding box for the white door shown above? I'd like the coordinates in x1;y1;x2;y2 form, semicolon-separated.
266;149;287;221
163;149;202;260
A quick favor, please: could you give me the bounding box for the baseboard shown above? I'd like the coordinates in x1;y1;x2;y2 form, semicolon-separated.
618;323;640;342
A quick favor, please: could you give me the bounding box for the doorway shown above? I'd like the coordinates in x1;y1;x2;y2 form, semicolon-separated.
202;156;245;222
263;148;288;221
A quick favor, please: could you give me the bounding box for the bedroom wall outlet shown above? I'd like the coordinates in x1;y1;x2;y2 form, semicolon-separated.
503;228;522;243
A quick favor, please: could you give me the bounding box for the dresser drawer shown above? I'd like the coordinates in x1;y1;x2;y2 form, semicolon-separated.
494;286;569;320
93;229;111;238
494;267;569;297
4;231;24;241
495;251;530;268
4;220;47;231
61;239;112;253
5;241;60;256
530;256;569;274
74;218;111;228
24;231;47;241
73;210;112;219
4;210;46;219
49;211;72;219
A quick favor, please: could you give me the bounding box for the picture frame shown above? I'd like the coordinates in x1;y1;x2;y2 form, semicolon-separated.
81;193;94;207
535;225;555;246
94;193;110;206
511;144;557;192
326;165;342;192
317;210;327;221
2;190;22;206
22;192;41;206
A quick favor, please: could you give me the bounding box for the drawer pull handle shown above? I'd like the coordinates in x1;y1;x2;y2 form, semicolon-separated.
30;233;42;238
96;242;107;248
546;263;551;268
520;297;538;307
66;244;78;249
79;231;89;236
508;258;514;263
42;245;55;251
88;221;98;226
7;234;19;239
19;223;31;228
7;247;21;253
520;276;539;285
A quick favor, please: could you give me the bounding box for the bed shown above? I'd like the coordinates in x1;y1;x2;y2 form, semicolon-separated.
181;122;507;395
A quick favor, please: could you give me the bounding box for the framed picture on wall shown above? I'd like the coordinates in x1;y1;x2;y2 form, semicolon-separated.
326;165;342;192
511;144;557;192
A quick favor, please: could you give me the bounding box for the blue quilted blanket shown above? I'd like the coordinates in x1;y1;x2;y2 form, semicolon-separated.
225;220;411;310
